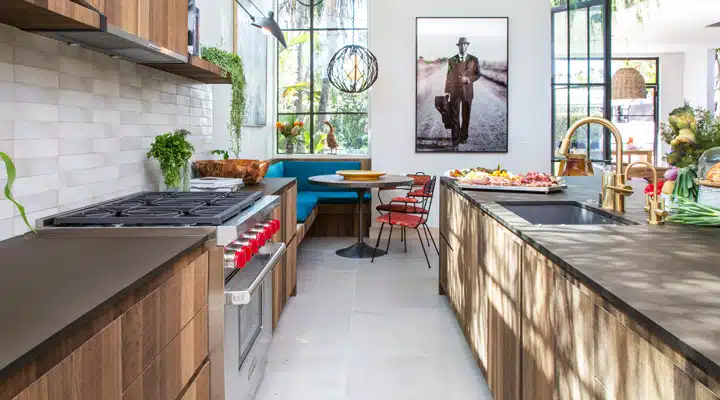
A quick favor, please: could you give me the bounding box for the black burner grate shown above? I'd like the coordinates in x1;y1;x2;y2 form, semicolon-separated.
52;191;263;226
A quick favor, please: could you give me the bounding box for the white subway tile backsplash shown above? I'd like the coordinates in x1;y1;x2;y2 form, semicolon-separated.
13;156;59;177
14;65;59;88
14;83;59;104
58;89;94;108
0;62;13;82
15;103;59;122
0;25;213;239
59;153;105;171
14;139;58;158
91;80;120;96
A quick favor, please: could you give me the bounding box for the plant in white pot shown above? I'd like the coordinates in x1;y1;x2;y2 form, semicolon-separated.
1;152;34;233
146;129;195;191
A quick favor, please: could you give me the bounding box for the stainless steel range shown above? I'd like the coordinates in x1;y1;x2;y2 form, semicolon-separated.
38;190;285;400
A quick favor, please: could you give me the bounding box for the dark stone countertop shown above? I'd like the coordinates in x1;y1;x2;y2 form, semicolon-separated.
0;228;211;379
441;176;720;379
245;177;296;196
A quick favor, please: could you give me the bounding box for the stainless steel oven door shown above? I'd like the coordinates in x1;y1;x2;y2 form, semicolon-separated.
224;243;285;400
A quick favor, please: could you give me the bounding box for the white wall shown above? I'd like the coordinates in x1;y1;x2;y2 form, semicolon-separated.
369;0;552;227
683;47;716;111
198;0;274;160
0;24;214;240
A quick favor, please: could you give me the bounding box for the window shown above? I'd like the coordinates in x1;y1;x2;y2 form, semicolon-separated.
276;0;369;155
551;0;611;174
610;58;659;164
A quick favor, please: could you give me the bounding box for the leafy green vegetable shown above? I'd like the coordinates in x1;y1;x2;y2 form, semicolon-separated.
661;104;720;168
212;149;230;160
671;165;698;202
0;152;35;233
202;46;246;158
667;198;720;226
146;129;195;189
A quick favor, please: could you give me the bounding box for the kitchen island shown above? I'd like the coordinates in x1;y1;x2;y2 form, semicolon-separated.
440;176;720;400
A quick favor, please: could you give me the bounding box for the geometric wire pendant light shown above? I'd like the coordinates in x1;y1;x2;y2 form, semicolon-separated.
327;0;379;94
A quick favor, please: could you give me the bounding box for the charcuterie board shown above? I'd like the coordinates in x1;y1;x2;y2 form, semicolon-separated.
457;183;567;193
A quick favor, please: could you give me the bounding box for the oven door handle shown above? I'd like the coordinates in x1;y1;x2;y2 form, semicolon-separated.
225;243;286;305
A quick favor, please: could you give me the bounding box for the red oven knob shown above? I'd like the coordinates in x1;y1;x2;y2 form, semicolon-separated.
242;245;252;261
272;219;281;232
263;224;273;238
247;238;259;254
256;231;267;246
234;250;247;269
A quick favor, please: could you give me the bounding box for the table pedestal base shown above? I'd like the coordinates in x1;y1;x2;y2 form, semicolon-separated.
336;242;387;259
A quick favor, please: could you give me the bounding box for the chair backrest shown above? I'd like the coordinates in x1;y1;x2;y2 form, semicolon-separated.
408;172;431;187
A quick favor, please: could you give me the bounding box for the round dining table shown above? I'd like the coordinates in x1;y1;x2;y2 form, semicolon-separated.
309;174;414;259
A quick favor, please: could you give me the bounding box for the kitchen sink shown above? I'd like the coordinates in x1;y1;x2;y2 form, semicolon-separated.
497;201;637;226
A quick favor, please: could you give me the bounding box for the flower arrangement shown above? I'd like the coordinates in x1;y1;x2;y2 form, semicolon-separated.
276;120;305;144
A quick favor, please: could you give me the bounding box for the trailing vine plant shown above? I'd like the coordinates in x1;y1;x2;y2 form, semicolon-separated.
201;46;247;158
0;152;34;233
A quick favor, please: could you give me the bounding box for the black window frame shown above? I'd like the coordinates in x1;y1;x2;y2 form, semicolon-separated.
276;1;369;155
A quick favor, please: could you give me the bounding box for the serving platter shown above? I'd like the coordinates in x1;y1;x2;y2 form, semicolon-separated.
457;183;568;193
336;170;387;181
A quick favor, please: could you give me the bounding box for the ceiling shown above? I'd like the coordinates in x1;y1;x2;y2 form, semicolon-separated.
613;0;720;53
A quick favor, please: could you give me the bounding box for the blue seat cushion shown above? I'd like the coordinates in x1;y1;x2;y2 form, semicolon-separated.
313;191;372;204
296;192;319;222
283;161;363;192
266;162;284;178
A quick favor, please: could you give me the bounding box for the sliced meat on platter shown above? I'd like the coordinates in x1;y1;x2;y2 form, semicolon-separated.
458;172;561;188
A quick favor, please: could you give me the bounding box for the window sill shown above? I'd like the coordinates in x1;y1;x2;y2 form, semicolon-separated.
273;154;371;160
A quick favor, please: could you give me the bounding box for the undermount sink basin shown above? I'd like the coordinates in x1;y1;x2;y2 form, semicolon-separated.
497;201;637;226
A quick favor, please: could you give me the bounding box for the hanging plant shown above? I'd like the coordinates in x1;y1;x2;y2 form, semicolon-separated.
201;46;247;158
0;152;34;233
146;129;195;189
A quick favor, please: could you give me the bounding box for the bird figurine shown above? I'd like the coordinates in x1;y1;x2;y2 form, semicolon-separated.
324;120;339;155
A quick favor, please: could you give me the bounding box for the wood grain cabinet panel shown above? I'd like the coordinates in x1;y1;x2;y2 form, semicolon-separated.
445;189;468;328
104;0;187;55
178;361;210;400
285;236;298;299
284;185;298;244
123;306;209;400
520;246;554;400
553;271;596;400
439;186;449;294
465;206;488;372
121;251;208;390
484;217;521;400
13;320;121;400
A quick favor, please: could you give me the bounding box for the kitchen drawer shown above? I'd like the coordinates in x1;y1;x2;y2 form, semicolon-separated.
123;306;209;400
13;320;121;400
121;251;208;389
179;361;210;400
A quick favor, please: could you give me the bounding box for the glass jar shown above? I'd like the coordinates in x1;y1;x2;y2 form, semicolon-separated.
698;147;720;183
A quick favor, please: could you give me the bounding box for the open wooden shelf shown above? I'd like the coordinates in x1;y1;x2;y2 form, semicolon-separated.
148;56;231;84
0;0;102;31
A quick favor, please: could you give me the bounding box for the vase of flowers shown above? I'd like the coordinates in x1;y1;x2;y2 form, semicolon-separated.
276;120;305;154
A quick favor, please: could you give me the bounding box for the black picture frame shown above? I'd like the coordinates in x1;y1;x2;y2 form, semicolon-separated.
415;16;510;154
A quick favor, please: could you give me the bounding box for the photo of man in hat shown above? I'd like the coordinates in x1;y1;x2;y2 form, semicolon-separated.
444;37;480;144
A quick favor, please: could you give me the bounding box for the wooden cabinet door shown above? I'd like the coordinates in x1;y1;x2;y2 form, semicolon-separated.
284;184;298;244
439;186;449;294
445;189;468;328
520;246;554;400
465;206;488;372
553;271;595;400
272;254;286;331
13;320;121;400
105;0;188;56
285;235;298;299
484;217;521;400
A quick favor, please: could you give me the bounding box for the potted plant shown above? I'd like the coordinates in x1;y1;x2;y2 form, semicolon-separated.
276;120;305;154
146;129;195;191
1;152;34;233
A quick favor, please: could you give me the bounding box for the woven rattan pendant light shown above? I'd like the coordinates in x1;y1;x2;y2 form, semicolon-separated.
327;0;378;93
612;67;647;100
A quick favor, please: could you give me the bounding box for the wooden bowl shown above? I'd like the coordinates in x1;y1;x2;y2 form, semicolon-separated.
336;170;387;181
194;159;271;185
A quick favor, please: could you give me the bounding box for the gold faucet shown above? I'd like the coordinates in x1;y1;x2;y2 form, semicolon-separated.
625;161;668;225
558;117;633;213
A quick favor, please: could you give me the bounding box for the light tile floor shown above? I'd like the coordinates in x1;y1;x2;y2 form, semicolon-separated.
254;234;492;400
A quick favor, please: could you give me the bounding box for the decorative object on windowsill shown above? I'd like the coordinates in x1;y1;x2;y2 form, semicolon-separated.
626;136;638;151
324;120;339;155
276;120;305;155
327;0;378;94
194;159;270;185
234;0;287;48
147;129;195;192
661;103;720;168
201;46;246;158
612;67;647;100
0;152;34;233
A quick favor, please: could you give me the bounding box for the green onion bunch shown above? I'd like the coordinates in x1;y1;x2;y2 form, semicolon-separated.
667;198;720;226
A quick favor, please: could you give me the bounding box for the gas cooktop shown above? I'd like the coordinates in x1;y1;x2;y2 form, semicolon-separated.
52;191;264;226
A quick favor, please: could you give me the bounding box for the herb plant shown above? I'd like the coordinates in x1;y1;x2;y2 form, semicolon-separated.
1;152;34;233
212;149;230;160
146;129;195;189
202;46;246;158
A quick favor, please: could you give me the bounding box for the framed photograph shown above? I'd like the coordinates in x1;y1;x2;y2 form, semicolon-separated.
236;0;268;127
416;17;509;153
